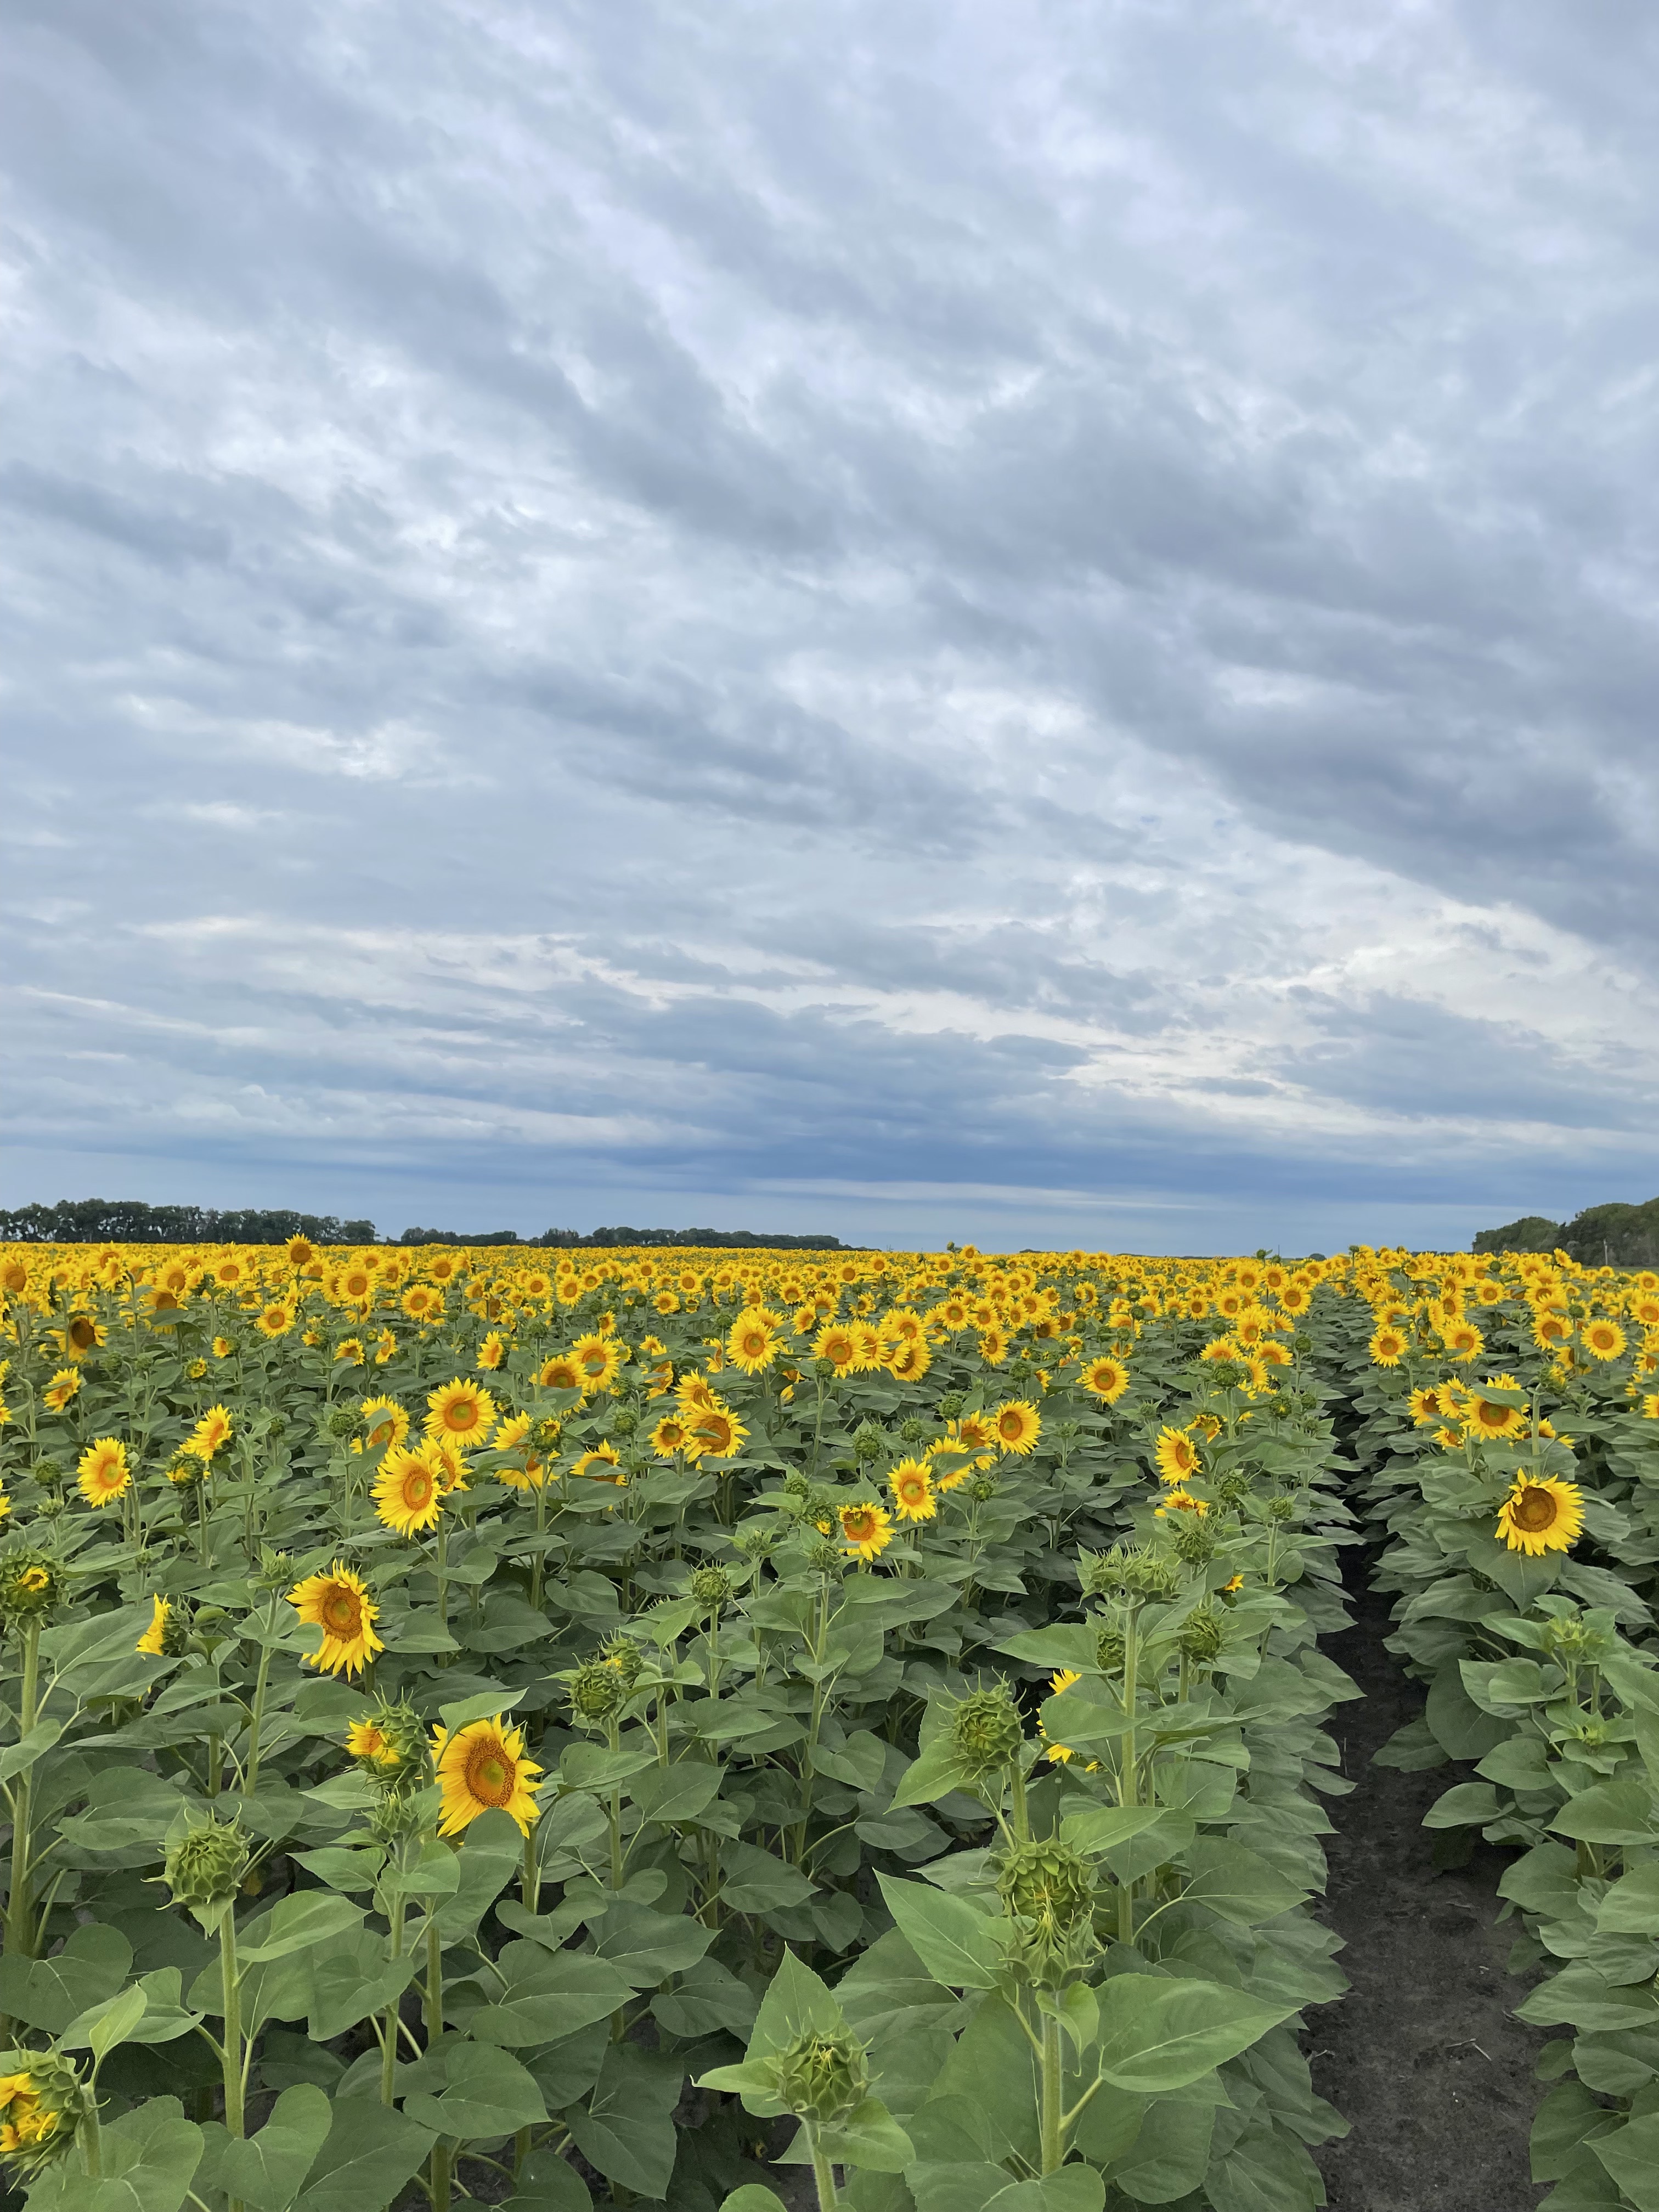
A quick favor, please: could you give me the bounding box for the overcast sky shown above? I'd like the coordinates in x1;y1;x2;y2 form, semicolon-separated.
5;0;1659;1252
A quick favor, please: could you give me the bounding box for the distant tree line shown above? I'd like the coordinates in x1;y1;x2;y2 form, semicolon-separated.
0;1198;848;1251
1474;1197;1659;1266
0;1199;376;1245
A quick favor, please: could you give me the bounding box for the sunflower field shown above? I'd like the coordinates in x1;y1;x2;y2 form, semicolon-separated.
0;1238;1654;2212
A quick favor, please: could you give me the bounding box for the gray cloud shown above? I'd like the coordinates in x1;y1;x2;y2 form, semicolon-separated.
4;0;1659;1248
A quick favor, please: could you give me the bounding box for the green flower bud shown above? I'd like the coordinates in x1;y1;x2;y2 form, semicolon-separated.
1266;1494;1296;1523
853;1424;884;1463
610;1410;639;1438
690;1565;733;1609
34;1498;66;1521
257;1547;294;1592
325;1407;358;1439
936;1392;964;1419
1177;1604;1224;1666
1169;1517;1216;1566
967;1475;998;1503
812;1357;838;1380
0;2051;93;2177
1094;1623;1126;1674
28;1458;64;1491
265;1414;287;1442
899;1417;927;1446
807;1538;847;1577
994;1836;1098;1983
567;1658;628;1727
0;1549;65;1624
950;1684;1023;1779
165;1816;250;1924
782;1471;811;1498
735;1524;777;1562
1215;1472;1251;1511
599;1632;644;1689
771;2028;871;2126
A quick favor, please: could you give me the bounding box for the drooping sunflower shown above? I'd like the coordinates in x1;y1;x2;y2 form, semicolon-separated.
334;1338;365;1367
887;1457;936;1522
992;1400;1041;1456
287;1562;384;1677
76;1437;131;1508
1153;1426;1200;1485
1582;1318;1627;1362
839;1500;893;1563
1081;1355;1130;1404
477;1331;507;1372
1496;1474;1583;1557
374;1444;444;1538
425;1378;496;1444
432;1715;543;1837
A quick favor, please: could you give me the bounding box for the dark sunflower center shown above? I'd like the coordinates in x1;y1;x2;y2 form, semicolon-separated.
465;1746;513;1805
1513;1488;1558;1532
323;1589;362;1634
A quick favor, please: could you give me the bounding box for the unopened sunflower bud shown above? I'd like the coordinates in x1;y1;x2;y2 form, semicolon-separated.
899;1417;927;1445
1266;1494;1296;1523
567;1659;628;1727
853;1425;883;1463
0;1549;64;1624
968;1475;998;1503
165;1816;250;1922
1215;1472;1251;1510
1094;1623;1126;1674
610;1410;638;1438
994;1836;1097;1983
771;2028;871;2126
1170;1517;1216;1566
1177;1605;1224;1665
28;1459;64;1491
806;1538;847;1576
599;1632;644;1688
325;1407;358;1439
950;1684;1023;1779
936;1392;964;1419
812;1357;838;1380
257;1547;294;1591
690;1565;733;1609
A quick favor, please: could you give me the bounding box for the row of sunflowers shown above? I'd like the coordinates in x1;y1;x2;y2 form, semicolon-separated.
0;1236;1651;2212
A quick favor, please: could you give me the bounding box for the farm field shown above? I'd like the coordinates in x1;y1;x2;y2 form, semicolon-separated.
0;1238;1654;2212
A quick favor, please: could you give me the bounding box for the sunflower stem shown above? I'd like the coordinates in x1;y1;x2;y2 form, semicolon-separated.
5;1618;40;1958
1039;2006;1065;2175
218;1908;245;2140
242;1610;275;1799
382;1877;409;2106
805;2119;841;2212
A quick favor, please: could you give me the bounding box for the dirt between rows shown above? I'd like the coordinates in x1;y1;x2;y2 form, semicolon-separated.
1309;1552;1546;2212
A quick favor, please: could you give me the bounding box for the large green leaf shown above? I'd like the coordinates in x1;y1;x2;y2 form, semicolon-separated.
294;2095;435;2212
218;2085;334;2212
26;2096;203;2212
565;2043;683;2199
469;1944;631;2046
1095;1976;1294;2092
1178;1839;1307;1926
402;2043;549;2141
238;1891;365;1962
1552;1782;1658;1846
876;1876;1001;1990
1591;2112;1659;2211
503;2147;594;2211
0;1922;132;2032
591;1901;717;1986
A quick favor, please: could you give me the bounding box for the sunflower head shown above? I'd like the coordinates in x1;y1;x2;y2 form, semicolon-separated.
432;1715;543;1837
0;2053;92;2177
0;1549;64;1624
994;1836;1098;1985
164;1814;250;1927
1496;1474;1584;1558
950;1683;1024;1779
771;2028;873;2127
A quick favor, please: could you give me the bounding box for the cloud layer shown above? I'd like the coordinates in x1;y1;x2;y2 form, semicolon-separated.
6;0;1659;1249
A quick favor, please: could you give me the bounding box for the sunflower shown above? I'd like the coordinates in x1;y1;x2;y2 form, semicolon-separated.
1441;1322;1485;1364
538;1354;582;1391
477;1331;507;1372
727;1311;779;1375
184;1404;233;1462
1368;1325;1408;1368
136;1594;173;1657
839;1500;893;1563
992;1400;1041;1456
76;1437;131;1508
1407;1385;1444;1427
374;1444;444;1537
422;1436;472;1494
1496;1474;1583;1557
401;1284;443;1324
888;1457;936;1522
287;1562;384;1677
1041;1667;1082;1764
1154;1488;1209;1519
571;1335;622;1394
432;1715;543;1837
650;1414;691;1457
42;1369;81;1413
1643;1392;1659;1420
426;1378;496;1444
373;1330;398;1365
254;1302;296;1340
335;1338;365;1366
573;1442;624;1483
978;1327;1009;1365
685;1405;749;1460
1081;1355;1130;1404
812;1322;860;1374
212;1336;235;1359
1465;1380;1528;1441
284;1235;315;1268
352;1397;409;1455
885;1336;932;1383
1582;1318;1627;1362
1153;1426;1200;1485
